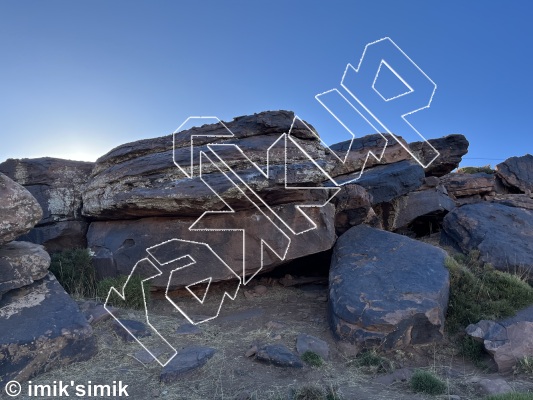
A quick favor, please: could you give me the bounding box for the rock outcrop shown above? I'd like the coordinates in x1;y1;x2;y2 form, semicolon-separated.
328;225;449;349
0;173;42;246
496;154;533;193
0;274;97;385
409;134;469;177
467;305;533;373
0;158;94;252
0;241;50;298
442;202;533;273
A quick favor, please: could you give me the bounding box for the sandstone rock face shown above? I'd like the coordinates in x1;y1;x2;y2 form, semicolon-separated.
441;172;495;199
82;111;335;220
17;221;89;253
338;160;425;205
375;189;456;233
333;184;377;235
0;241;50;298
0;157;94;224
87;204;336;288
0;173;42;246
467;305;533;373
496;154;533;193
442;203;533;273
328;225;449;349
0;273;97;385
0;158;93;251
491;194;533;211
409;134;469;177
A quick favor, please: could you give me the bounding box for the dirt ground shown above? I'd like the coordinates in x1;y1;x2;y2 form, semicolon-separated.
13;278;533;400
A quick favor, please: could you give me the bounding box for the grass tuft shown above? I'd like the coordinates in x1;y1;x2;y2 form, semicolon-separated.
456;165;494;174
410;369;446;395
487;394;533;400
49;248;96;298
96;275;150;310
301;351;324;367
445;252;533;334
350;349;393;374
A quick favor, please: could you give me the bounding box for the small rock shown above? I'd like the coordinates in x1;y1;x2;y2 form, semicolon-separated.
160;346;216;383
266;321;286;330
245;345;258;357
254;285;268;295
255;344;303;368
296;333;330;360
176;323;202;335
243;290;255;300
373;368;413;386
113;319;151;342
270;333;282;340
478;378;512;395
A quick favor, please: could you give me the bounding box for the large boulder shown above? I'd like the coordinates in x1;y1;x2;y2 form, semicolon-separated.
332;184;378;235
0;241;50;298
0;158;94;252
82;111;334;220
335;160;425;205
0;157;94;224
87;203;336;288
409;134;469;177
0;173;42;246
467;305;533;373
16;221;89;253
496;154;533;193
440;172;496;203
328;225;449;349
0;273;97;385
442;203;533;273
375;188;456;233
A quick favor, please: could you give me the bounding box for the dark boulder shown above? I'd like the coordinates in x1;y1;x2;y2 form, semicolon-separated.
328;225;449;349
496;154;533;193
442;202;533;273
409;134;469;177
0;173;42;246
0;241;50;298
0;273;97;385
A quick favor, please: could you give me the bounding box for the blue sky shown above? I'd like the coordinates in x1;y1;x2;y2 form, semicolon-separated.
0;1;531;167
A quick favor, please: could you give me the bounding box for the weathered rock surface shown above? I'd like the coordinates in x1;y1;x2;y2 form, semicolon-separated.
442;202;533;273
496;154;533;193
467;305;533;373
160;346;216;382
491;194;533;211
255;344;303;368
328;225;449;348
440;172;495;201
333;184;377;234
296;333;329;360
16;220;89;253
82;111;336;220
113;319;152;342
375;189;456;233
336;160;425;205
0;157;94;224
87;204;336;287
409;134;469;177
0;273;97;385
0;173;42;246
0;241;50;298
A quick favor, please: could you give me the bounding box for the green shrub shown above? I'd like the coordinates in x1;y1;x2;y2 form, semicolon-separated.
96;275;150;310
487;394;533;400
301;351;324;367
514;357;533;374
351;349;394;373
49;248;96;298
410;370;446;395
445;253;533;334
457;165;494;174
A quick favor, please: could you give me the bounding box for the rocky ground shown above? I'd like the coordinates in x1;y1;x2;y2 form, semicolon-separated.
12;273;533;400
